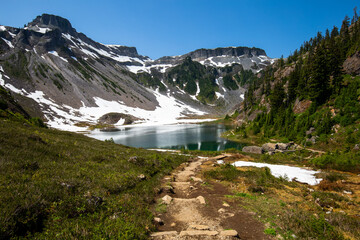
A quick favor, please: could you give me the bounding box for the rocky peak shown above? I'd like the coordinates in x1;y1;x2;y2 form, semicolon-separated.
188;47;267;59
27;14;76;35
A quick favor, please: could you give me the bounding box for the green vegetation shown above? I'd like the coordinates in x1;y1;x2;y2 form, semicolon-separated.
204;163;358;239
0;94;189;239
228;10;360;173
223;74;239;90
136;72;166;92
166;57;218;103
3;51;30;81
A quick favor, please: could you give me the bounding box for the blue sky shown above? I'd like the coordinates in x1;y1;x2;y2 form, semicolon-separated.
0;0;358;59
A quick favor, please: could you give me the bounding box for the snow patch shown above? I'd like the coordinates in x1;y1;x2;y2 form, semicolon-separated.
48;51;68;63
1;38;14;48
0;26;6;31
231;161;322;185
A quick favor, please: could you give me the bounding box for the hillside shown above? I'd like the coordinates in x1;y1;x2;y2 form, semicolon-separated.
0;89;190;239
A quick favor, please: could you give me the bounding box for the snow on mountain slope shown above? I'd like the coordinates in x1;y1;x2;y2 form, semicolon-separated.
0;14;273;131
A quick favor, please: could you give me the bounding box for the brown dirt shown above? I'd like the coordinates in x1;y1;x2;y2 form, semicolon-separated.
151;156;272;240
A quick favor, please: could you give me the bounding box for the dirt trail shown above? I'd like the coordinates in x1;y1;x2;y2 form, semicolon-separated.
151;155;271;240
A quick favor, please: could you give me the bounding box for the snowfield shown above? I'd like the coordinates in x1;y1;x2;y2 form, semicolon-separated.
0;65;214;131
217;160;322;185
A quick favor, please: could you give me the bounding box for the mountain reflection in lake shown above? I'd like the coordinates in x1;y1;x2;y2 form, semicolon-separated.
89;123;243;151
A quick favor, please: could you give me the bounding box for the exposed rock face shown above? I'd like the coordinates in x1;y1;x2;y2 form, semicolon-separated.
293;98;312;114
242;146;264;154
98;112;140;125
0;13;274;130
343;51;360;75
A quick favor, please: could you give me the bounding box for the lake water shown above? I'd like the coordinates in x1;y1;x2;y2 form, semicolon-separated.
89;123;243;151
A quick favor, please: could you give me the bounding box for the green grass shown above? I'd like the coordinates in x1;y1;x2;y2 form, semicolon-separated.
0;119;189;239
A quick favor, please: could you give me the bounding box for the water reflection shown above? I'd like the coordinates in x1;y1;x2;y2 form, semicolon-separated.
89;123;243;151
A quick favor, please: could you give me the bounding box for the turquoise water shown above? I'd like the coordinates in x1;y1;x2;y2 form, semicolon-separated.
89;123;243;151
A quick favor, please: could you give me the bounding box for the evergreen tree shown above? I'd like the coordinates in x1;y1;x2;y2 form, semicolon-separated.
308;43;330;104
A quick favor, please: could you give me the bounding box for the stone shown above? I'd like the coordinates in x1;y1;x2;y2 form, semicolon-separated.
138;174;146;180
277;143;290;150
266;151;275;155
179;230;218;236
218;208;226;213
191;177;203;182
354;144;359;151
306;127;316;136
196;196;206;204
189;225;210;230
161;185;175;194
223;202;230;207
150;231;178;237
242;146;264;154
170;222;176;227
153;217;164;225
262;143;278;152
275;149;284;153
220;230;238;237
128;156;137;163
162;195;172;205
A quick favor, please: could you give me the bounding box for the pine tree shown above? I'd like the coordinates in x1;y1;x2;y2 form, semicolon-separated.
308;43;330;104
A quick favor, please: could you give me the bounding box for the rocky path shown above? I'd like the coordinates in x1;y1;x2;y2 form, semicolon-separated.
151;156;271;240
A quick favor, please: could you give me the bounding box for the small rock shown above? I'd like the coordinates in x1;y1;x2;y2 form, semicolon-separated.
162;195;172;205
128;156;138;163
197;196;206;204
189;225;210;230
154;217;164;225
151;231;178;237
220;230;238;237
266;151;275;155
191;177;203;182
223;202;230;207
218;208;226;213
306;127;316;135
161;185;175;194
170;222;176;227
343;190;353;195
277;143;290;150
354;144;359;150
179;230;218;236
138;174;146;180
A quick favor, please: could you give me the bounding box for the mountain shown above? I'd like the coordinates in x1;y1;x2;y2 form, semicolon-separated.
0;14;273;130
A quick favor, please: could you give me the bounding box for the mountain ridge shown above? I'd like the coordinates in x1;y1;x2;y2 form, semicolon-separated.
0;13;273;130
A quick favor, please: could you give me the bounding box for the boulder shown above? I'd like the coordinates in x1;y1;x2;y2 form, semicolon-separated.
277;143;290;150
242;146;264;154
262;143;278;152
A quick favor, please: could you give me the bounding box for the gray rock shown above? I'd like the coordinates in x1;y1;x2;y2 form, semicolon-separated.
262;143;278;152
354;144;359;150
277;143;290;150
306;127;316;136
242;146;264;154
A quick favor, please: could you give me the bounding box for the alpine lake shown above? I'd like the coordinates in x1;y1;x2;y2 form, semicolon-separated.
89;123;243;151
